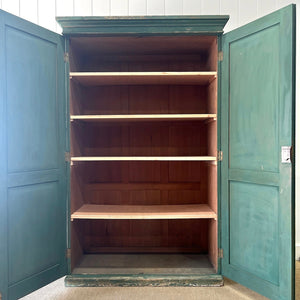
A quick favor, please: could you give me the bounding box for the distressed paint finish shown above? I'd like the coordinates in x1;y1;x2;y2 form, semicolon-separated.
229;182;279;284
0;9;67;300
64;36;72;275
65;274;224;287
217;35;223;273
0;6;295;299
229;23;279;172
221;4;295;300
56;16;229;36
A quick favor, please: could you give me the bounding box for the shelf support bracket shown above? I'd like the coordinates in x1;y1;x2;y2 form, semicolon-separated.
218;248;224;259
218;51;223;62
66;248;71;259
65;152;71;162
64;52;69;63
217;150;223;161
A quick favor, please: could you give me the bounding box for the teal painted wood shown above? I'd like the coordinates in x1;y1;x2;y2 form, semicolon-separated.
0;10;8;300
65;274;224;287
0;9;67;300
221;4;295;300
217;34;223;274
64;37;72;275
56;16;229;36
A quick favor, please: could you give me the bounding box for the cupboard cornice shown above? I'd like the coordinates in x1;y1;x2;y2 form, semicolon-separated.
56;16;229;36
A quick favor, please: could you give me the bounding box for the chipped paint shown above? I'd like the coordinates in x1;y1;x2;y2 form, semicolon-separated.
65;274;224;287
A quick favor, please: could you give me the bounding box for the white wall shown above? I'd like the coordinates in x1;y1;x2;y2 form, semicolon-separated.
0;0;299;257
0;0;299;32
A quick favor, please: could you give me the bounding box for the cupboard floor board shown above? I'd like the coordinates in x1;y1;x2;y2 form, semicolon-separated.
72;254;215;275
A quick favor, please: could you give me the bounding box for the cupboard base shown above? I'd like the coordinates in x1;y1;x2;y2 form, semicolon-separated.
66;253;222;287
65;274;223;287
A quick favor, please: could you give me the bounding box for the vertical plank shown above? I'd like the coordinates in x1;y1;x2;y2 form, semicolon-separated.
92;0;110;16
2;0;19;16
147;0;165;15
38;0;56;32
257;0;276;17
20;0;38;23
201;0;220;14
74;0;92;16
238;0;258;26
56;0;74;16
165;0;183;15
276;0;295;9
56;0;74;33
111;0;128;16
129;0;146;15
220;0;238;32
183;0;201;15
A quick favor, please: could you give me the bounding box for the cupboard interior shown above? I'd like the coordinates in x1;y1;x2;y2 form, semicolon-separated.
69;35;218;275
69;36;217;72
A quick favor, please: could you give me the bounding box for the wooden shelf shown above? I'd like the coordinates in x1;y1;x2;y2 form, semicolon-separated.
71;204;217;220
71;156;217;162
70;114;217;122
70;72;217;86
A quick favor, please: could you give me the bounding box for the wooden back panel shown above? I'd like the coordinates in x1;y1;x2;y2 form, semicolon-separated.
71;161;208;252
70;85;208;115
69;35;217;72
69;35;218;264
71;122;208;157
82;219;209;253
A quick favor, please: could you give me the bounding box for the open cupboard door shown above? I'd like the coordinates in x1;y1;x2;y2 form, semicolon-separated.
0;10;67;300
221;4;295;300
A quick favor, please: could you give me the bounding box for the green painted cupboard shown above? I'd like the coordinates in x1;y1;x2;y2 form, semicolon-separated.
0;4;296;300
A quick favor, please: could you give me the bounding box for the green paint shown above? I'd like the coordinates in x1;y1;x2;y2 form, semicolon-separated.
56;16;229;36
64;37;72;276
217;35;223;275
0;9;67;300
0;5;295;300
230;182;279;284
229;24;279;172
221;4;295;300
65;274;224;287
0;9;8;300
228;169;279;186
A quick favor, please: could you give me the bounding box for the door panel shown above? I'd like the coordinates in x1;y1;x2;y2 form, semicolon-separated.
229;182;279;284
0;10;67;300
8;182;62;284
221;4;295;300
6;26;59;173
229;24;279;172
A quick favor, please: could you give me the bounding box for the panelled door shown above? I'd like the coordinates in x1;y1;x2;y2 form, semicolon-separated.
221;4;295;300
0;10;67;300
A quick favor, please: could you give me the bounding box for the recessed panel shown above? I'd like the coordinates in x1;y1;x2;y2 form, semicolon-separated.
229;25;279;172
229;181;279;284
6;26;59;173
8;182;64;285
